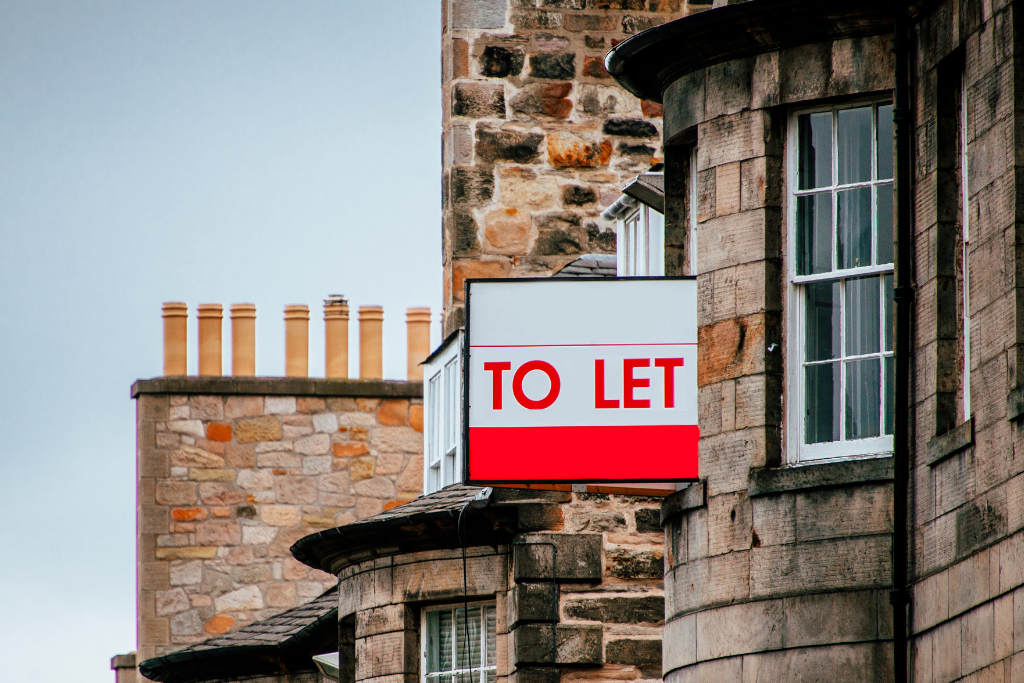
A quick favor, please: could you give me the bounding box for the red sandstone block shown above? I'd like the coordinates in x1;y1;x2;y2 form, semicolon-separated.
384;499;412;511
171;507;208;522
642;100;664;117
206;422;232;442
582;55;611;79
333;442;370;457
410;405;424;433
205;615;234;634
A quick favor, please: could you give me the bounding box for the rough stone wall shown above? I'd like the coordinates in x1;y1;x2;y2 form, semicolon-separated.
440;0;708;334
334;490;665;683
657;29;898;682
136;380;424;664
909;1;1024;681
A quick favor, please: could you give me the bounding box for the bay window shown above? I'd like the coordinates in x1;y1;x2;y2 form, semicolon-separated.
423;603;497;683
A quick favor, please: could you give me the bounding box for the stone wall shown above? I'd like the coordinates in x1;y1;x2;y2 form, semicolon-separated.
908;1;1024;681
440;0;708;334
134;378;424;665
331;488;665;683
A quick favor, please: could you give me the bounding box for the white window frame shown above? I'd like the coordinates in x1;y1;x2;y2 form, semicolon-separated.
616;203;664;277
424;331;463;493
786;98;895;464
421;602;497;683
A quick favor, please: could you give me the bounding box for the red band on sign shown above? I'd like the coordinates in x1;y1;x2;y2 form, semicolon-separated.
467;424;699;481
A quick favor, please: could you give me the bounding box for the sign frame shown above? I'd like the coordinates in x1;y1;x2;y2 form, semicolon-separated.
462;275;699;486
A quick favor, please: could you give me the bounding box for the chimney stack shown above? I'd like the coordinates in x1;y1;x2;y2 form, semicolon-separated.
324;295;349;379
197;304;223;376
162;302;188;376
230;304;256;376
406;308;431;381
284;305;309;377
359;306;384;379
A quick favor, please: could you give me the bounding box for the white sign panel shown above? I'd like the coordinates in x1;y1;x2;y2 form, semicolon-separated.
465;277;698;483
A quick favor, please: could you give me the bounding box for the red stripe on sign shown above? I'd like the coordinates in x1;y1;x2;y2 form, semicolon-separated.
468;425;699;482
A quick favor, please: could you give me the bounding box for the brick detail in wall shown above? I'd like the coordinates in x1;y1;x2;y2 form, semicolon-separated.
137;393;424;661
440;0;708;334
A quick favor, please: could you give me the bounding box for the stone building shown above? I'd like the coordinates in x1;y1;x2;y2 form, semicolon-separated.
440;0;711;334
603;0;1024;681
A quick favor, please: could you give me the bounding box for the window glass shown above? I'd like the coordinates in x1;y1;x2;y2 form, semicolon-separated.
791;101;894;462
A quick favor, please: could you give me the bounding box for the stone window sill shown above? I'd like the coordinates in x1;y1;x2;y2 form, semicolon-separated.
747;456;893;497
925;417;973;467
660;480;706;524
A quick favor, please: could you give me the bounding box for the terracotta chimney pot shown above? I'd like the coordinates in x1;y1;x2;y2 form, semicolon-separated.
406;307;431;381
197;304;223;377
162;302;188;376
230;304;256;377
324;295;349;379
284;305;309;378
359;306;384;379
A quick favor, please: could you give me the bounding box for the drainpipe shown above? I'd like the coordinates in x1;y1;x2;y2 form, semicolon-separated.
892;10;912;683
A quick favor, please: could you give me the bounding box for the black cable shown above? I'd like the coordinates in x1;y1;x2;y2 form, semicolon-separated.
458;502;474;683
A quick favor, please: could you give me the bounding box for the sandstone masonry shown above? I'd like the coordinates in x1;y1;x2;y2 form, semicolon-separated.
134;378;424;664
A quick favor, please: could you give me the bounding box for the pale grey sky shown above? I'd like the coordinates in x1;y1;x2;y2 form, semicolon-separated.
0;2;440;679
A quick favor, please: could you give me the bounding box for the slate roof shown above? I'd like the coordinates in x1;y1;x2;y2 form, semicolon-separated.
138;587;339;683
553;254;617;278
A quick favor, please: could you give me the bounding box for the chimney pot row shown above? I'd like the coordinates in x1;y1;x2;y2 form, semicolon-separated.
160;301;430;381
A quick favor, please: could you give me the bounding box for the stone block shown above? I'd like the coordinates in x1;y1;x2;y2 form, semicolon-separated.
261;505;301;527
665;551;749;617
189;468;235;482
664;654;740;683
705;58;752;120
994;591;1013;661
510;583;556;628
962;601;995;675
697;110;771;170
739;642;890;682
512;624;602;665
454;82;506;118
999;531;1024;593
663;614;696;674
794;484;893;542
932;618;962;683
912;568;949;633
606;638;661;667
562;594;664;624
546;132;611;167
707;491;752;556
235;416;282;443
510;83;573;119
357;604;415;638
452;0;507;29
481;45;525;78
751;492;795;548
696;599;783;660
949;550;991;617
782;590;878;649
605;547;663;579
514;533;601;582
530;53;574;80
155;547;217;560
156;481;197;506
749;536;891;598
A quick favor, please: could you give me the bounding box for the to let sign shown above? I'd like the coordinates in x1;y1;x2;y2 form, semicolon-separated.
465;278;698;484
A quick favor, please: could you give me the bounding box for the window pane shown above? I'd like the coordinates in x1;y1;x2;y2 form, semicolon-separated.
796;193;832;275
877;104;894;180
456;607;482;669
883;274;893;352
838;106;872;184
798;112;833;189
846;358;881;439
884;355;895;435
805;362;840;444
438;610;453;672
484;606;496;668
838;187;871;269
845;276;881;356
805;281;840;361
876;182;894;264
